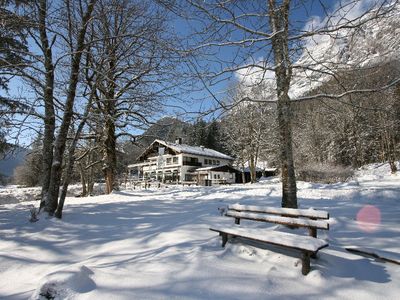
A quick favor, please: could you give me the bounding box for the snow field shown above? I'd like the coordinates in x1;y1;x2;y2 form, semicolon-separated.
0;163;399;299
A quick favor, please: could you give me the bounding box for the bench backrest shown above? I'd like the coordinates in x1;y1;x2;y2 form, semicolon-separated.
226;210;329;230
228;204;329;219
226;204;329;231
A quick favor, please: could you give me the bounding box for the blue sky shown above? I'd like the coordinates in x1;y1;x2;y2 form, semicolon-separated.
1;0;377;147
168;1;335;119
172;0;382;118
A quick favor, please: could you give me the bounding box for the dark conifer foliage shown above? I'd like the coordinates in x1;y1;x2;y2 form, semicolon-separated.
0;0;31;156
188;119;227;153
0;0;30;89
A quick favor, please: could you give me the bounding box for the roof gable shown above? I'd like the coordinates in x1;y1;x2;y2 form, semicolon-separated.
137;139;233;161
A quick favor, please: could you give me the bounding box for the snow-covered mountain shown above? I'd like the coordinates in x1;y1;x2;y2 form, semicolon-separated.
237;3;400;100
290;3;400;99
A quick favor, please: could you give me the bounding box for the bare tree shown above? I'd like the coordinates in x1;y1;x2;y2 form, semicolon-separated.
223;84;278;183
88;0;181;194
46;0;97;215
2;0;98;215
182;0;399;207
35;0;56;206
293;62;400;173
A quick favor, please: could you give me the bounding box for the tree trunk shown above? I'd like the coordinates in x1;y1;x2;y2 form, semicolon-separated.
389;161;397;173
268;0;297;208
277;97;297;208
387;133;398;174
79;162;87;196
249;155;256;183
87;152;95;195
38;0;55;209
379;111;397;174
241;162;246;183
103;117;118;194
45;0;97;215
55;100;92;218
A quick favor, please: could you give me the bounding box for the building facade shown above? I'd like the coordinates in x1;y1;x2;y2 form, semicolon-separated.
128;139;236;185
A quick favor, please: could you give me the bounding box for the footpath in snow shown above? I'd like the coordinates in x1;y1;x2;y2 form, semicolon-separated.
0;163;399;299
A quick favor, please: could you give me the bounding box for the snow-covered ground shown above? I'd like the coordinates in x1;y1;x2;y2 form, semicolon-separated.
0;184;105;204
0;163;399;299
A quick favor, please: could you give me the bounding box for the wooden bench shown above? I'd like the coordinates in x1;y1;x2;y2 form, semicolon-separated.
227;203;329;238
210;204;330;275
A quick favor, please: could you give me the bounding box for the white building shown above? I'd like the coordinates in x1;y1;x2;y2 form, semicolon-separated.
128;139;237;185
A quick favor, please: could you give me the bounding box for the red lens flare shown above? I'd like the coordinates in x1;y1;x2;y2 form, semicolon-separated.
356;205;381;233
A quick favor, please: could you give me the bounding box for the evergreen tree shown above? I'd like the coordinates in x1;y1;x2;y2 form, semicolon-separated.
0;0;30;89
189;119;208;147
0;0;31;156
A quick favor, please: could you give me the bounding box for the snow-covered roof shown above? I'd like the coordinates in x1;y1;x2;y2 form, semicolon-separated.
140;139;234;160
196;165;238;172
196;166;217;171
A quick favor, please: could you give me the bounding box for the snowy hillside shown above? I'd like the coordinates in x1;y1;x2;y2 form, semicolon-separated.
290;2;400;99
237;3;400;100
0;163;399;299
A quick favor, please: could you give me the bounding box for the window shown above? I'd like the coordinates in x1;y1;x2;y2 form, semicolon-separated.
214;174;217;179
204;159;208;165
173;157;178;164
183;156;199;165
212;160;216;165
217;160;220;165
166;157;172;165
185;174;195;181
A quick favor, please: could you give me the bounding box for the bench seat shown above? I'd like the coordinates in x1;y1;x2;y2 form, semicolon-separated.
210;226;329;274
210;226;328;252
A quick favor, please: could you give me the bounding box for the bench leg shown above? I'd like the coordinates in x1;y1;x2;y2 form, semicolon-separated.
301;251;311;275
221;233;228;247
308;228;317;238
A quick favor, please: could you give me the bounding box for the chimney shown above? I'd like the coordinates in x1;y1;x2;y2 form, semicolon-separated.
200;145;205;151
175;137;182;144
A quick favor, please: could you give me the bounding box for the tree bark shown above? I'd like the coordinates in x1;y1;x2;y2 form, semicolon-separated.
99;47;118;194
241;162;246;183
249;154;256;183
38;0;55;209
87;151;95;195
79;162;88;196
268;0;297;208
277;96;297;208
103;116;118;194
55;100;92;219
55;85;95;218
